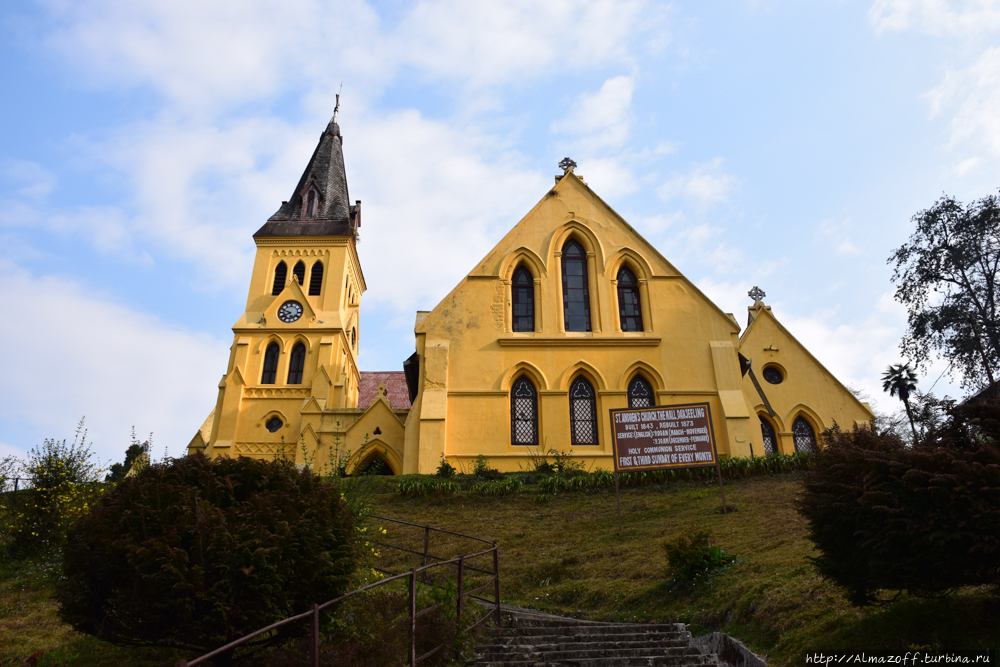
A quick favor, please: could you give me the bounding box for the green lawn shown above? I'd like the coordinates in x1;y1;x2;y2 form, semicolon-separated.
1;471;997;666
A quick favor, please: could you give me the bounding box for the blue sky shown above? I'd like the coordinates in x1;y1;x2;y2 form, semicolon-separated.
2;0;999;466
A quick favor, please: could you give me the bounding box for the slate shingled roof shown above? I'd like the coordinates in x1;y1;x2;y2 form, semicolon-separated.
358;372;412;409
254;117;360;238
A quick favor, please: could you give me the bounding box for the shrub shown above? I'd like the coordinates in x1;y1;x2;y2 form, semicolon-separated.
2;422;106;557
798;408;1000;606
56;453;356;661
436;455;456;478
468;477;523;496
663;530;733;589
105;428;152;483
397;479;460;497
471;454;502;481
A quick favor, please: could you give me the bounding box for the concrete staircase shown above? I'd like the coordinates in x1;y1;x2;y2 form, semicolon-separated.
469;606;735;667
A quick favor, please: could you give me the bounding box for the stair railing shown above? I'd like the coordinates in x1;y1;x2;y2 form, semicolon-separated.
174;515;500;667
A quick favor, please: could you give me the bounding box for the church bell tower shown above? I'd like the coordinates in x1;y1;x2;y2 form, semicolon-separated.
198;111;366;461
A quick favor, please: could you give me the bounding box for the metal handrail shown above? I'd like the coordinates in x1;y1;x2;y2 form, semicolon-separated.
175;516;500;667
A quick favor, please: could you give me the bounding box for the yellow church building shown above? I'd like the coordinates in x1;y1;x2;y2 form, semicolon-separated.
189;117;872;474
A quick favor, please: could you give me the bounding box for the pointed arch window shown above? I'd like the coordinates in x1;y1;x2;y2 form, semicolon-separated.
561;240;591;332
510;376;538;446
287;342;306;384
309;262;324;296
351;327;357;349
306;189;317;217
760;415;778;456
293;260;306;286
792;416;817;453
569;376;598;445
261;343;280;385
272;261;287;296
627;375;654;409
511;266;534;332
617;266;643;332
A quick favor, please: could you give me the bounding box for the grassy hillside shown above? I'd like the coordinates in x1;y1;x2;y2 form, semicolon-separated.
364;471;999;665
1;471;996;666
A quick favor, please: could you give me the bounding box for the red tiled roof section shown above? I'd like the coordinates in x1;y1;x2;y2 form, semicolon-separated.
358;371;412;409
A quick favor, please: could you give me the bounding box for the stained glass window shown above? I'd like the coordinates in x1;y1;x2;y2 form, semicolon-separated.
510;377;538;446
261;343;279;385
617;266;643;332
562;240;591;332
628;375;654;408
570;376;598;446
287;342;305;384
792;417;817;453
512;266;534;332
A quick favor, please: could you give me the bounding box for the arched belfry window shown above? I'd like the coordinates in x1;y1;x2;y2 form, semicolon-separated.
309;262;324;296
617;266;643;332
511;266;534;332
561;240;591;332
627;375;654;409
792;416;817;453
287;342;306;384
510;376;538;446
293;261;306;286
261;343;280;385
569;376;598;445
272;261;287;296
760;416;778;456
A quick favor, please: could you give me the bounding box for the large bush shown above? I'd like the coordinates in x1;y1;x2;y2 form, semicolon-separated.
56;453;356;659
798;405;1000;606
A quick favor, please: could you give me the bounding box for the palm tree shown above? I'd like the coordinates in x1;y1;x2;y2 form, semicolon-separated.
882;363;919;444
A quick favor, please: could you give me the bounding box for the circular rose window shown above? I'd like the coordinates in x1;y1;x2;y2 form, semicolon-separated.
762;366;784;384
265;417;283;433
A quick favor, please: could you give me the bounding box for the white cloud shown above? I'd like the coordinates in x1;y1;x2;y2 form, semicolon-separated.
869;0;1000;38
575;156;639;200
925;47;1000;157
657;157;738;207
551;75;636;148
1;160;56;200
817;218;864;256
0;261;229;464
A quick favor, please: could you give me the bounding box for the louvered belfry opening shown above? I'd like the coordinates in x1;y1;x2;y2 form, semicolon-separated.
261;343;280;384
511;266;534;332
272;261;287;296
792;416;817;453
569;376;598;446
292;260;306;286
617;266;643;331
510;376;538;446
287;342;306;384
309;262;324;295
562;240;591;332
627;375;654;408
760;415;778;455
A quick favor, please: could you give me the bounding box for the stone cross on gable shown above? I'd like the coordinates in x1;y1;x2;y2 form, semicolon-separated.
748;286;766;302
559;157;577;173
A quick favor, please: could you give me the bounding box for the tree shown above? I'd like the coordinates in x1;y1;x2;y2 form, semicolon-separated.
881;363;919;444
888;191;1000;391
105;428;151;483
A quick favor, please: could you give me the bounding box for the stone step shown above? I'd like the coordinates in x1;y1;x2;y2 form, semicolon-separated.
479;638;693;652
472;656;719;667
495;623;688;637
476;646;708;662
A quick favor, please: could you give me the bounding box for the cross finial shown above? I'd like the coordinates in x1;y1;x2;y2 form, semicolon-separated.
559;157;577;173
748;286;766;303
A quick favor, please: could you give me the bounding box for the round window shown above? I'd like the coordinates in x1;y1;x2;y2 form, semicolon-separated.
265;417;283;433
762;366;784;385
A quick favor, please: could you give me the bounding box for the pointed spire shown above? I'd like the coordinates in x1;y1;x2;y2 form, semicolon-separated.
256;99;360;238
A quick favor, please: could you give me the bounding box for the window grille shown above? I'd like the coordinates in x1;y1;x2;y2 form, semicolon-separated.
309;262;324;296
272;261;287;296
510;376;538;446
293;260;306;286
617;267;644;332
569;376;598;445
760;416;778;455
261;343;279;385
287;342;305;384
511;266;534;332
561;240;591;332
792;416;817;453
627;375;654;408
